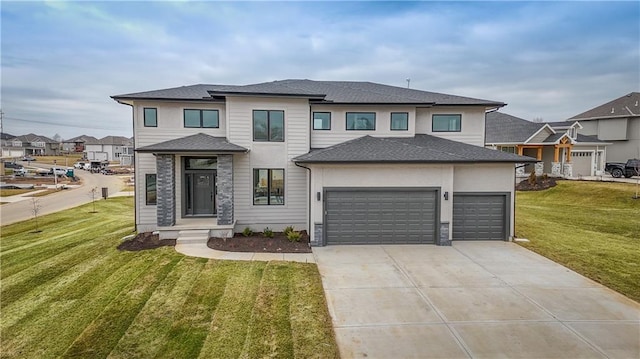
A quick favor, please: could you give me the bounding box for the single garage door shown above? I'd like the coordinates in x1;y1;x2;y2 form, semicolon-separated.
325;189;438;245
453;194;507;240
571;151;593;177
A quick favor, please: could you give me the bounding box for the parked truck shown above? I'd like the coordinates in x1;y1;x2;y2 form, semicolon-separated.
605;159;640;178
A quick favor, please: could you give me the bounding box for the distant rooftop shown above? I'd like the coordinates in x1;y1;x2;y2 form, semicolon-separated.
569;92;640;120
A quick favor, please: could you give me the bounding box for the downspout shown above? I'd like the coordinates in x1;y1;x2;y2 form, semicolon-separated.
513;163;528;240
295;162;312;248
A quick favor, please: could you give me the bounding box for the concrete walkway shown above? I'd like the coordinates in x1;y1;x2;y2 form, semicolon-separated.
314;241;640;359
175;242;315;263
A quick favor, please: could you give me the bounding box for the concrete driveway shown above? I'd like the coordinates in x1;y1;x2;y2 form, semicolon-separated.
313;241;640;359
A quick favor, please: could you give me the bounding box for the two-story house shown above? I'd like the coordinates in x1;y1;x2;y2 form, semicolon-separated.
62;135;99;153
84;136;134;162
112;80;535;246
568;92;640;162
13;133;60;156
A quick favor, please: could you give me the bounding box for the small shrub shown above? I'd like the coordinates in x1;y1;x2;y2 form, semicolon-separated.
527;171;537;185
286;230;302;242
541;173;548;181
283;225;295;236
262;227;274;238
242;227;253;237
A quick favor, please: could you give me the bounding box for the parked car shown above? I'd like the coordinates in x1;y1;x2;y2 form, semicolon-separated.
605;159;640;178
21;156;36;162
101;168;115;175
74;161;86;169
50;167;68;176
3;161;23;169
14;168;28;176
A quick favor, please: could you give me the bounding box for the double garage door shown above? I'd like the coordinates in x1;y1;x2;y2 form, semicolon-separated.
324;189;508;245
324;189;437;245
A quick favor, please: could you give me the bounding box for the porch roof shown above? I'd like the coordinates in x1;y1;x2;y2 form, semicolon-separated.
135;133;248;154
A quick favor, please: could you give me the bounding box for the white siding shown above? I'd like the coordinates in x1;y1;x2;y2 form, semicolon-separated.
310;105;415;148
226;97;309;232
416;107;486;146
527;127;554;144
133;101;227;147
136;152;157;231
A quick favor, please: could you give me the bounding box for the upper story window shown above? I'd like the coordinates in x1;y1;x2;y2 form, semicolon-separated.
253;110;284;142
390;112;409;131
313;112;331;130
144;108;157;127
499;146;516;154
184;109;219;128
346;112;375;130
432;114;461;132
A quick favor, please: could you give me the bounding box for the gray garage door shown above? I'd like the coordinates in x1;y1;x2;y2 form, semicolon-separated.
453;194;507;240
324;189;437;245
571;151;593;177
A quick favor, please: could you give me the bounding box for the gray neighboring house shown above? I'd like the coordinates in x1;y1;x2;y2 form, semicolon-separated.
84;136;134;163
12;133;61;156
569;92;640;162
1;133;23;158
486;112;608;177
112;79;536;246
62;135;99;153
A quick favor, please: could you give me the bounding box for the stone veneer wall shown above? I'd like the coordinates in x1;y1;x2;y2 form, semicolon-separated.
439;222;451;246
216;155;234;225
156;155;175;227
534;162;544;176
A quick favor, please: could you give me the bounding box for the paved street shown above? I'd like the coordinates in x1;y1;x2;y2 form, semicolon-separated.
0;168;128;226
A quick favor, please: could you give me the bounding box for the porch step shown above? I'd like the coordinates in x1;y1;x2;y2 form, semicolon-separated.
176;230;210;244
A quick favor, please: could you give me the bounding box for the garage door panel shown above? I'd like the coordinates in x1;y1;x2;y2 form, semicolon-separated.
325;189;437;245
453;194;506;241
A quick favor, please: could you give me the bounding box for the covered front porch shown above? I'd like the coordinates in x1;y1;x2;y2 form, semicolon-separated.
515;136;574;177
136;133;248;239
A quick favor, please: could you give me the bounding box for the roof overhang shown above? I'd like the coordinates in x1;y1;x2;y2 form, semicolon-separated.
524;124;556;144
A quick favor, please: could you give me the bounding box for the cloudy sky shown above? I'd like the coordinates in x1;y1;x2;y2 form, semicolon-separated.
1;1;638;139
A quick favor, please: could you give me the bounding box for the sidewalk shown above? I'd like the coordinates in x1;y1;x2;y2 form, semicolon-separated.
175;242;316;263
0;186;132;204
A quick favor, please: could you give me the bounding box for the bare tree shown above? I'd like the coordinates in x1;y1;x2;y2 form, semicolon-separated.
31;198;42;233
88;187;99;213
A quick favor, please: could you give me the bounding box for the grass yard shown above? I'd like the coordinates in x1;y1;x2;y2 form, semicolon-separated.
516;180;640;302
0;188;36;197
1;198;338;359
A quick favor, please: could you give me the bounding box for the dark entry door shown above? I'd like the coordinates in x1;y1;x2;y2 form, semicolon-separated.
185;171;216;216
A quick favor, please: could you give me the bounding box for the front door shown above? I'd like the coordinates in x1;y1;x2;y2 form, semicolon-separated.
185;171;216;216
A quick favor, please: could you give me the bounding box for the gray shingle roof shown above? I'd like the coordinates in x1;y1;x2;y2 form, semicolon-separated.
575;134;607;143
485;112;544;143
135;133;248;153
569;92;640;120
113;80;504;106
294;135;536;164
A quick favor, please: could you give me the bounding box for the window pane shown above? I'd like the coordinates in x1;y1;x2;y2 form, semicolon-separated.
202;110;219;128
313;112;331;130
391;113;408;130
186;157;217;169
144;108;157;127
146;174;157;205
253;110;268;141
432;114;461;132
270;169;284;205
346;112;375;130
184;109;201;128
253;169;269;205
269;111;284;141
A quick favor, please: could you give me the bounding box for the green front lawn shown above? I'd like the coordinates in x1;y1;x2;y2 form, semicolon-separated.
516;181;640;302
1;198;338;358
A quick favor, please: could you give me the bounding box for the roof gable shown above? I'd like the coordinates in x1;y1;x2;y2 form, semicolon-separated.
485;112;545;144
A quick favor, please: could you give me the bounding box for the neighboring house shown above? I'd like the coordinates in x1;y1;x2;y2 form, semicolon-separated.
569;92;640;162
62;135;99;153
84;136;133;162
1;132;24;158
112;80;535;246
12;133;60;156
486;112;609;177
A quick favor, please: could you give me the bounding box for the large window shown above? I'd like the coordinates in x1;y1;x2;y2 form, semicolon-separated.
144;108;157;127
184;109;219;128
432;114;461;132
346;112;376;130
390;112;408;131
253;169;284;205
253;110;284;141
145;174;157;205
313;112;331;130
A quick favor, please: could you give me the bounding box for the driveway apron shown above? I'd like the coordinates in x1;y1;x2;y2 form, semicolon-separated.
313;241;640;359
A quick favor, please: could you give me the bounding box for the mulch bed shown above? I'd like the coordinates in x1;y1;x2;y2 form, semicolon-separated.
208;231;311;253
516;176;559;191
117;232;176;251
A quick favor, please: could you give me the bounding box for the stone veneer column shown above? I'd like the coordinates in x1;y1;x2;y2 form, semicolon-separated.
534;162;544;176
516;163;526;177
563;163;573;178
216;155;234;225
551;162;562;177
156;155;175;227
